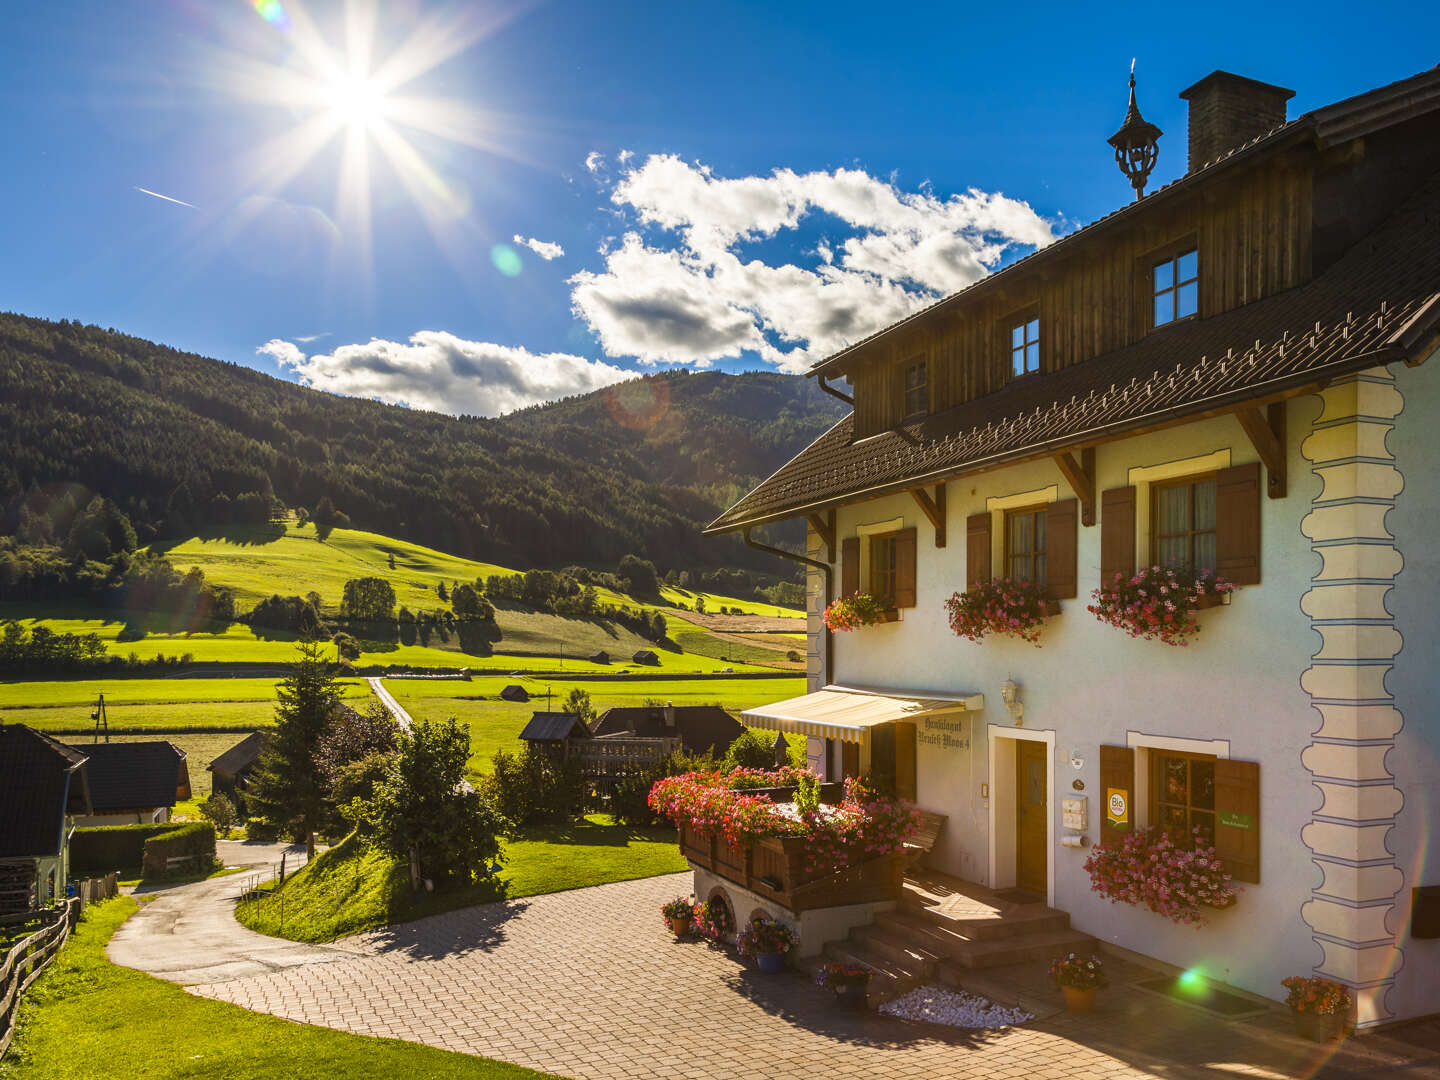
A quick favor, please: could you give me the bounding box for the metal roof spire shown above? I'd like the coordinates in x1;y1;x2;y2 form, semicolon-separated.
1108;60;1163;200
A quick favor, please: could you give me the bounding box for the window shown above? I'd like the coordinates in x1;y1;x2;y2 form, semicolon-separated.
1153;248;1198;326
1010;317;1040;377
1152;475;1217;571
1152;750;1216;847
870;534;898;604
1005;506;1047;586
902;360;928;421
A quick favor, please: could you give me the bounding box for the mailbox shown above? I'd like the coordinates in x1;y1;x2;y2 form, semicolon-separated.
1061;796;1088;831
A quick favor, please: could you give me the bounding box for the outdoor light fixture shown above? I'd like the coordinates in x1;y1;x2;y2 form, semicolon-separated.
1001;679;1024;726
1108;60;1162;200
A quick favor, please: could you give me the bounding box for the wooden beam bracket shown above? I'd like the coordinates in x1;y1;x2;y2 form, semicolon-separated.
911;485;947;548
1236;404;1287;499
806;510;837;563
1054;447;1097;526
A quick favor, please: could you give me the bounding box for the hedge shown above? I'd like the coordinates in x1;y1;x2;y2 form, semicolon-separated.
71;823;179;875
141;822;216;879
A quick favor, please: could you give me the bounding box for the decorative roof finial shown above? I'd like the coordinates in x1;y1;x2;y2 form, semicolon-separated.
1108;60;1163;200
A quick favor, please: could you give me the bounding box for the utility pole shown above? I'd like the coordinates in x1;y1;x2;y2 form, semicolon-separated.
91;693;109;743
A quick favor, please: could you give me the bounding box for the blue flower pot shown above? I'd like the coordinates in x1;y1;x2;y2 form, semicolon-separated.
756;951;785;974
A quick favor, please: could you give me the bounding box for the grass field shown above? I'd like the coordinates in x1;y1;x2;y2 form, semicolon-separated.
658;585;801;619
234;817;687;943
0;897;557;1080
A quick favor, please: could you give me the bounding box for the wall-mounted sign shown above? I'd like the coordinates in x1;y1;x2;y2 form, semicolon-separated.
1106;788;1129;827
918;714;969;751
1218;810;1254;830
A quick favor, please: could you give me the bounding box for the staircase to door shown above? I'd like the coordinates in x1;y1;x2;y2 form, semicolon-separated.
800;870;1093;1007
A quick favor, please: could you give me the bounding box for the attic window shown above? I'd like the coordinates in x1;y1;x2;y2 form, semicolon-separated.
1153;249;1198;326
902;360;928;421
1010;318;1040;377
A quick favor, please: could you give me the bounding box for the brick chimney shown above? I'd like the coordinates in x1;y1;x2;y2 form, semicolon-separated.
1179;71;1295;172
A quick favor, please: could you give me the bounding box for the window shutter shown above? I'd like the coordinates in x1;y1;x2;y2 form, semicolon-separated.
1044;497;1078;600
1216;462;1261;586
1099;745;1134;839
1100;486;1136;585
966;513;991;589
1214;758;1260;883
841;537;859;598
893;527;917;608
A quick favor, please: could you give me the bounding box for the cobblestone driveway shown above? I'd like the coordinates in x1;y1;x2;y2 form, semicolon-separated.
189;874;1439;1080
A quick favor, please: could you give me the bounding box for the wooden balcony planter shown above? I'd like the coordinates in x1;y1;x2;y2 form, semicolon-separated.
678;825;905;913
1193;592;1229;611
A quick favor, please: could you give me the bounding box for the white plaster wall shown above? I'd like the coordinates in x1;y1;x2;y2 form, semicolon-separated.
821;404;1324;1007
1380;354;1440;1022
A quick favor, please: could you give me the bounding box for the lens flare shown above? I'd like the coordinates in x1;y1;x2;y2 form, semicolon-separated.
490;243;522;278
604;378;671;432
252;0;291;32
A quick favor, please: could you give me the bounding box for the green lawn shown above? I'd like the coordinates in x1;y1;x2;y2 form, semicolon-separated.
658;585;802;620
235;817;687;943
0;897;559;1080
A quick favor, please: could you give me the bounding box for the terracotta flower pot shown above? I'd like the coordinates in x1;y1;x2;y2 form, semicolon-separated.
668;915;692;937
1062;985;1098;1014
1295;1010;1346;1042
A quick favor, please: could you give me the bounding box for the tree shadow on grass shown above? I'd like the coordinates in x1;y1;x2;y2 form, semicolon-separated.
151;524;291;552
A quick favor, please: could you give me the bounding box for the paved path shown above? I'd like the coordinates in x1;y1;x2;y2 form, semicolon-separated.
171;873;1439;1080
108;840;356;985
367;676;413;730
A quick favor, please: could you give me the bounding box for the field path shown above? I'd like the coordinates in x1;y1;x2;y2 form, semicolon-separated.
366;677;413;730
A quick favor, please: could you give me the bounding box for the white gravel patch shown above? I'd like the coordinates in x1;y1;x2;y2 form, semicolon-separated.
878;986;1033;1028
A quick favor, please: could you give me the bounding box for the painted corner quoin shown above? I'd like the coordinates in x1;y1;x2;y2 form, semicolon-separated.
1299;366;1406;1028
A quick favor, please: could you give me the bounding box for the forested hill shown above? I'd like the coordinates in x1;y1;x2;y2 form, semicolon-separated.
0;312;846;574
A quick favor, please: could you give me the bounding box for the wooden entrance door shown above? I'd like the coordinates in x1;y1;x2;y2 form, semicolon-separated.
1015;740;1048;894
893;722;917;802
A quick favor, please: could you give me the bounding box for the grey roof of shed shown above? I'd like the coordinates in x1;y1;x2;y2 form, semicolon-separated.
66;740;186;813
519;712;591;742
207;731;269;777
0;725;91;858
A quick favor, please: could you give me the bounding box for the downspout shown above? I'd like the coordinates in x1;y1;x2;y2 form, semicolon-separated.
742;526;834;684
816;374;853;405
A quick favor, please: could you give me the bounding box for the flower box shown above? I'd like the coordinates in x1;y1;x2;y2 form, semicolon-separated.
823;594;897;632
1087;566;1235;646
945;579;1058;645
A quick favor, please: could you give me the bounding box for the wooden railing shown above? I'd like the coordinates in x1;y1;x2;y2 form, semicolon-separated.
0;898;80;1060
679;826;904;913
572;736;681;775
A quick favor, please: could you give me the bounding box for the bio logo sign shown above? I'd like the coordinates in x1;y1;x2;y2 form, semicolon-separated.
1106;788;1129;827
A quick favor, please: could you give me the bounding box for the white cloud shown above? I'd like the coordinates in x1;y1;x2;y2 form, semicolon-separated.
617;149;633;164
512;234;565;260
260;332;635;417
569;154;1056;371
584;151;604;173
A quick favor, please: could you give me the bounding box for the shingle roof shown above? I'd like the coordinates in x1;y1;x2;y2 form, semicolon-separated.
519;712;590;742
207;731;268;777
592;706;745;756
0;725;90;858
709;171;1440;533
67;741;186;813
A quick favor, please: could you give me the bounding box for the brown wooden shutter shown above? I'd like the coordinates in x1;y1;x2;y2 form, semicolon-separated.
841;537;859;598
1100;485;1136;585
1099;745;1134;839
965;513;991;589
1214;758;1260;883
893;527;917;608
1044;497;1078;600
1216;462;1261;586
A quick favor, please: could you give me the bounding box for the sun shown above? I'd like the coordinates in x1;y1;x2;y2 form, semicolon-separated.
322;71;386;130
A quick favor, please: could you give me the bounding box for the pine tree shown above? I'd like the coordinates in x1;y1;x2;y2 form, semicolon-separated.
246;639;342;857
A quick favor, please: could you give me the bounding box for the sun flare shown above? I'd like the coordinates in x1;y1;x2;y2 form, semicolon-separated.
323;71;386;129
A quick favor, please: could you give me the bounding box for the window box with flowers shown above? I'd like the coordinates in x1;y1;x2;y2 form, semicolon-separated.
945;578;1059;647
823;593;898;631
1083;826;1239;925
1087;565;1234;646
1281;976;1353;1042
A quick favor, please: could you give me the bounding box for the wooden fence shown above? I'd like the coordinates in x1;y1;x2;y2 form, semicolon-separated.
0;898;80;1060
71;873;119;908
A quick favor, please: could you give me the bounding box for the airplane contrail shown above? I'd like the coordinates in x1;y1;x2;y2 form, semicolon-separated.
133;186;196;209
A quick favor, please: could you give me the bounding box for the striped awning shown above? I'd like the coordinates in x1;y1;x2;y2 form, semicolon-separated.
742;684;984;744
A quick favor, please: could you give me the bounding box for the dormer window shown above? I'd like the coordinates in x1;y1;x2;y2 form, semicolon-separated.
1011;317;1040;377
1153;248;1198;326
902;359;928;421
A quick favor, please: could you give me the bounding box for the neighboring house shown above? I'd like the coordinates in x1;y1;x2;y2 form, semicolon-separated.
592;704;744;758
707;66;1440;1027
518;711;591;757
0;725;92;913
631;649;660;666
588;650;610;665
207;732;269;810
499;684;530;702
66;740;190;826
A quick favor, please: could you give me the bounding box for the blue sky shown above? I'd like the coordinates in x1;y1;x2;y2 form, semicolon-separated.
3;1;1437;415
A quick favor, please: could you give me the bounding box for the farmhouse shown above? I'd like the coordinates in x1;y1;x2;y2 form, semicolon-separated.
0;725;92;913
66;740;190;826
518;711;591;757
592;703;744;757
707;65;1440;1026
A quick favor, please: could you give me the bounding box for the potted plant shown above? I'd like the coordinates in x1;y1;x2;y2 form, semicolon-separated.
736;916;797;973
661;896;694;937
815;961;871;1010
1281;976;1352;1042
1087;565;1235;646
822;593;895;631
944;578;1057;646
693;896;734;943
1050;952;1107;1014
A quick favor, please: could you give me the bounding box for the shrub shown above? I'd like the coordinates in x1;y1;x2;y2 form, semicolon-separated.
141;821;216;879
199;792;237;832
608;748;714;827
1083;826;1237;924
945;578;1054;645
71;822;178;875
481;746;585;828
722;729;778;771
1087;565;1235;646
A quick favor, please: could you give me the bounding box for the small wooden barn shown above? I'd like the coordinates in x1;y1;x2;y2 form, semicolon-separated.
518;712;591;758
631;650;660;666
499;684;530;703
207;732;269;811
